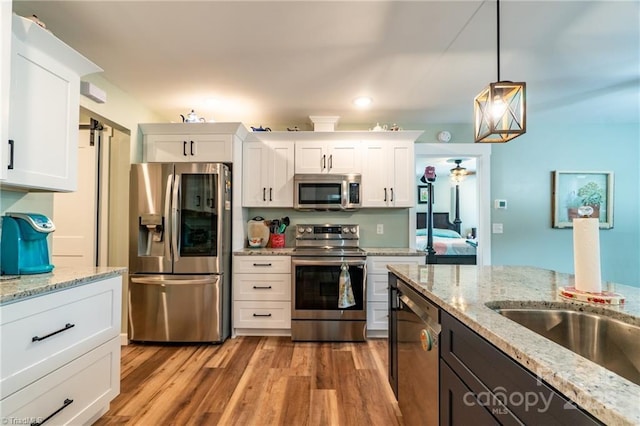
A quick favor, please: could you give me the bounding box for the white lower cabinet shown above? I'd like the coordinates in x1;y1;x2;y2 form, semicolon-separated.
233;255;291;335
0;337;120;425
0;274;122;424
366;255;425;336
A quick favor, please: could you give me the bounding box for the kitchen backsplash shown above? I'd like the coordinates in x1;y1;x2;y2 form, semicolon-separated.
246;208;410;248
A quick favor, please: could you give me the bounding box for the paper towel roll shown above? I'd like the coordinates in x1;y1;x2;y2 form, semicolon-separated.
573;218;602;293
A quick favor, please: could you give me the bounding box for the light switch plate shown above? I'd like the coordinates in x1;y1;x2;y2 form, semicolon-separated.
492;223;503;234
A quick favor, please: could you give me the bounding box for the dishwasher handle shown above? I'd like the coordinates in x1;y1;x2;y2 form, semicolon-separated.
399;293;441;337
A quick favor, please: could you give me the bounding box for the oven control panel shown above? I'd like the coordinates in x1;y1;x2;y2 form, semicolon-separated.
295;224;359;240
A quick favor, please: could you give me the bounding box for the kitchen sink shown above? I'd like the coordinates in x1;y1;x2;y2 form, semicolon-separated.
489;305;640;386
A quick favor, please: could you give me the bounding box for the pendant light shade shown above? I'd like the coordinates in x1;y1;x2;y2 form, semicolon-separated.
474;81;526;143
474;0;526;143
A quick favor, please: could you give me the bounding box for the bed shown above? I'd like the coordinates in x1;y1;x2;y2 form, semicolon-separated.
416;212;477;264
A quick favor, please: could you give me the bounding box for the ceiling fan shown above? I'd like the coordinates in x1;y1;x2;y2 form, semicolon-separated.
448;159;475;183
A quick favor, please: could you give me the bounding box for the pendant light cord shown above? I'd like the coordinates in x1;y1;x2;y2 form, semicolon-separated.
496;0;501;82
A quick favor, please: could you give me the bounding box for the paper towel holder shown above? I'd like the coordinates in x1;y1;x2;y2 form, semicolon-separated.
578;206;594;217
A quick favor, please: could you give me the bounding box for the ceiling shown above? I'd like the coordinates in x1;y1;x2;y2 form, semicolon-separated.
11;1;640;130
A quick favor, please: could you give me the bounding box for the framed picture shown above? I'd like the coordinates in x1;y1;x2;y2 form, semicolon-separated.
552;171;614;229
418;185;430;204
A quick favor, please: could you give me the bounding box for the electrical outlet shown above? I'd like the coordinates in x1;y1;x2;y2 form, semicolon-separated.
376;224;384;234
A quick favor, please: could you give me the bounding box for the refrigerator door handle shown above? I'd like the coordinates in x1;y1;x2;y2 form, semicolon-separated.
131;276;220;285
164;174;173;258
172;174;181;262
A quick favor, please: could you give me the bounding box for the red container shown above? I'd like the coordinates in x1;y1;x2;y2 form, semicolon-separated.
269;233;285;248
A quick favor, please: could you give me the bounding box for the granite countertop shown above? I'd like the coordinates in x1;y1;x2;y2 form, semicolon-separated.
387;264;640;426
361;247;424;256
234;247;424;256
0;266;127;305
234;248;296;255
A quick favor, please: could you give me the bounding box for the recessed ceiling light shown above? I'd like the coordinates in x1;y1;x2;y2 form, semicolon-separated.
353;96;373;108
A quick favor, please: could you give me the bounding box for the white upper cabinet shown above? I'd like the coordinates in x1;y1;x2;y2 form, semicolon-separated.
0;3;12;182
140;123;248;163
145;133;233;163
295;140;361;174
362;139;417;207
242;140;294;207
4;14;102;191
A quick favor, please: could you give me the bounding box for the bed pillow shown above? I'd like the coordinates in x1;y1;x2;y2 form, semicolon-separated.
433;228;463;239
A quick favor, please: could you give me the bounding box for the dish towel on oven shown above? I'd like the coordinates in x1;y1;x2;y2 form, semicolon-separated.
338;262;355;308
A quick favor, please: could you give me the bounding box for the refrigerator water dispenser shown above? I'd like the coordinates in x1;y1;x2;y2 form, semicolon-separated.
1;212;56;275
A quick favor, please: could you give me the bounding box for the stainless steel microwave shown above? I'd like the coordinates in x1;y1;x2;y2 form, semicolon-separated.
294;174;361;211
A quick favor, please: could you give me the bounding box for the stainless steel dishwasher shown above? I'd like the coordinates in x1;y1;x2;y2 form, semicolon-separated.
395;278;441;426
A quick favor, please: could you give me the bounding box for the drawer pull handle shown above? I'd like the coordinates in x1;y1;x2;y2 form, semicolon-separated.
31;398;74;426
32;323;75;342
252;263;272;267
253;285;273;289
253;313;272;317
8;139;14;169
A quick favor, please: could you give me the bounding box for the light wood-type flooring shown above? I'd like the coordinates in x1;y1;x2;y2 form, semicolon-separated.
94;336;402;426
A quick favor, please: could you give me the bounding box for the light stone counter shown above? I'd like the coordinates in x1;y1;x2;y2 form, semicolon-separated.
234;248;295;255
0;266;127;305
362;247;424;256
234;247;424;256
387;264;640;426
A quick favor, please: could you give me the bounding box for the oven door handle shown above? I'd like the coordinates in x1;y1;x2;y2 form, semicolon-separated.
291;258;367;267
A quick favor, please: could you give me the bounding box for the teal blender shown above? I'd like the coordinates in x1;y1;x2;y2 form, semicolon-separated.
1;212;55;275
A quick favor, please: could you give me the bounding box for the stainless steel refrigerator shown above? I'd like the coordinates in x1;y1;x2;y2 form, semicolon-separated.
128;162;231;343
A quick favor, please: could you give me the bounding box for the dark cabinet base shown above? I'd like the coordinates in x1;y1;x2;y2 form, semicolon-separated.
439;311;602;425
440;362;504;425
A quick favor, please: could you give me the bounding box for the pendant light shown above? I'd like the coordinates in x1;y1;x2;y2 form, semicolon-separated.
474;0;526;143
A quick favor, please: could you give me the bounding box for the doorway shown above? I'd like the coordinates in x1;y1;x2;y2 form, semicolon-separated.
412;143;491;266
51;109;131;269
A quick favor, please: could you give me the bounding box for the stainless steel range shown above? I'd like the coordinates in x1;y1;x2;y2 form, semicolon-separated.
291;224;367;342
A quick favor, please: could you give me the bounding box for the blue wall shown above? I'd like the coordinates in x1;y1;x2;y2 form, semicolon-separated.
490;123;639;287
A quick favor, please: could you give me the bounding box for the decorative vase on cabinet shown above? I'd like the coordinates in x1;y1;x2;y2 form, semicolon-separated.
5;14;102;192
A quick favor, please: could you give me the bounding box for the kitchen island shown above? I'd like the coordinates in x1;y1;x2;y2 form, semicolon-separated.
1;266;125;425
387;264;640;426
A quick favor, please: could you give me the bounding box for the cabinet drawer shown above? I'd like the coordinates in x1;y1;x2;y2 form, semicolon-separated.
233;301;291;329
0;336;120;425
234;274;291;301
366;256;424;275
366;273;389;302
0;276;121;398
366;301;388;331
233;256;291;273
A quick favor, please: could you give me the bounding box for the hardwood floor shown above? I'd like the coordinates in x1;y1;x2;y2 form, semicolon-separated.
95;337;402;426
